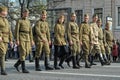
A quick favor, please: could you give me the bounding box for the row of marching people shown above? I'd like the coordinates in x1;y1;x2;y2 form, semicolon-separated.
0;6;113;76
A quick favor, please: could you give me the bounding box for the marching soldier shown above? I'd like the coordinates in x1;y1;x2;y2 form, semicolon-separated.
79;14;91;68
54;15;68;69
104;22;114;62
90;14;105;66
34;10;53;71
0;6;13;75
14;8;34;73
97;18;110;65
67;13;80;69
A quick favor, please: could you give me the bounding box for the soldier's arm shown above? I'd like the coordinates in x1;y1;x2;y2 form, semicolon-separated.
79;24;83;42
14;20;20;42
46;23;51;42
103;30;107;46
35;21;44;40
29;25;34;42
54;24;61;43
9;27;13;42
67;22;72;42
0;31;2;42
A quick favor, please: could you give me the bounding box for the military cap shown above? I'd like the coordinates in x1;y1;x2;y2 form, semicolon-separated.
71;12;76;17
22;8;29;13
41;10;47;15
0;6;8;12
92;14;98;18
84;14;89;17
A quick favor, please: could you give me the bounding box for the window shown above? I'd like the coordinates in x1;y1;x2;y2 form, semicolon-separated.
75;10;83;24
118;7;120;26
94;8;103;20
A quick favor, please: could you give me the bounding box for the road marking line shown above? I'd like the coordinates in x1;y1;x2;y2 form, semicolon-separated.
40;71;120;78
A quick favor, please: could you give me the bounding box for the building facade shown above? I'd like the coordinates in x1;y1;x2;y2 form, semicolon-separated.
47;0;120;40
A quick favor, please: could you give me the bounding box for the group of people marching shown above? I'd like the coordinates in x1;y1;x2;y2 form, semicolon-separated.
0;6;114;76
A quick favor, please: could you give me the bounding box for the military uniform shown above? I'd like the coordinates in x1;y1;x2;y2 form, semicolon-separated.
79;21;91;68
90;19;105;66
54;16;67;69
0;6;13;75
14;9;33;73
34;10;53;71
67;13;80;68
97;19;110;65
104;27;113;61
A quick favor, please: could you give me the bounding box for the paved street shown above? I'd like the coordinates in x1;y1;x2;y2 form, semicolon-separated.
0;60;120;80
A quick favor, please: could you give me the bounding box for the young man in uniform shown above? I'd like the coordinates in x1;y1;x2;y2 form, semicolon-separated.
14;8;34;73
0;6;13;75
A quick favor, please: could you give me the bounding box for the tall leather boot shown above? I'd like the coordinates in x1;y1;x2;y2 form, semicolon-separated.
90;55;97;66
35;58;41;71
14;59;21;72
45;57;53;70
59;55;66;69
103;54;110;65
72;56;79;69
76;55;82;67
65;55;72;67
98;53;106;66
1;56;7;75
21;61;29;73
54;55;60;70
85;54;91;68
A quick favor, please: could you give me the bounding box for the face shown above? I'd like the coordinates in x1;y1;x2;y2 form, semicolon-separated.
84;16;89;23
71;14;76;21
0;10;8;17
93;16;98;22
106;23;110;30
41;14;47;21
22;12;29;17
97;21;102;27
59;17;64;24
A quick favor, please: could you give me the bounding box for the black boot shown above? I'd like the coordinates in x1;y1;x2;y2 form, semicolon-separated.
35;58;41;71
14;59;21;72
72;56;79;69
59;55;66;69
45;57;53;70
54;55;60;70
103;54;110;65
21;61;29;73
65;55;72;67
90;55;97;66
1;69;7;75
76;55;82;67
98;53;106;66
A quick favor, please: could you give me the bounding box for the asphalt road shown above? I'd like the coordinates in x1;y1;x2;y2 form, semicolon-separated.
0;60;120;80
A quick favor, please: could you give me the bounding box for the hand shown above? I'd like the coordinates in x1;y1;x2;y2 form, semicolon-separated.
49;41;52;45
16;40;19;45
10;41;13;47
0;37;2;42
31;40;35;46
80;41;82;45
69;40;73;45
42;38;47;43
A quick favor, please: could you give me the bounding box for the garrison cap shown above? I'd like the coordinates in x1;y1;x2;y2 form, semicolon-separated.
92;13;98;18
22;8;29;13
41;10;47;15
71;12;76;17
59;15;65;19
0;6;8;12
84;14;89;17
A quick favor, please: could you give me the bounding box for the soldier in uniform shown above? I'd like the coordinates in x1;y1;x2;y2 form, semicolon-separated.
89;14;105;66
67;13;80;69
0;6;13;75
34;10;53;71
104;22;114;62
97;18;110;65
54;15;68;69
79;14;91;68
14;8;34;73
